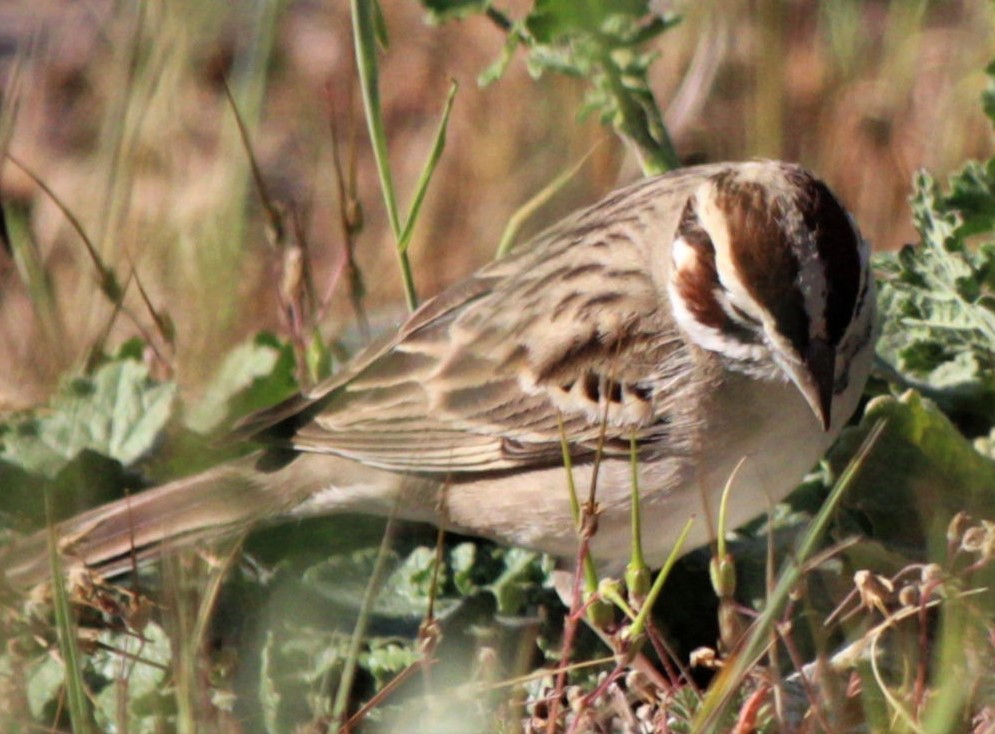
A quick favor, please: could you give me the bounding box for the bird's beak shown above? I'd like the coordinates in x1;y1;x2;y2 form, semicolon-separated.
796;338;836;432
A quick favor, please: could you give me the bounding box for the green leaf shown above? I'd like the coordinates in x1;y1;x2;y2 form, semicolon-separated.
302;545;461;620
450;541;478;595
359;639;420;688
305;330;333;384
259;625;349;733
829;391;995;551
185;332;297;433
258;621;421;732
486;547;548;615
424;0;680;172
371;0;389;48
397;80;458;254
525;0;651;42
92;623;175;733
945;159;995;236
26;654;67;720
115;336;148;362
477;32;521;86
875;146;995;428
0;359;176;477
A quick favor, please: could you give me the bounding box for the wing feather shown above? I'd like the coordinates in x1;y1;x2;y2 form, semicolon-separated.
239;168;717;474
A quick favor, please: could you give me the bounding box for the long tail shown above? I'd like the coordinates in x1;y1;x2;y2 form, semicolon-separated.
0;452;355;591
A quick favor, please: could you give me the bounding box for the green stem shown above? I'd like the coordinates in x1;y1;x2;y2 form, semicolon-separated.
600;52;680;174
627;517;694;640
333;513;399;725
398;81;459;254
46;491;94;734
495;149;594;258
558;414;600;595
628;434;645;569
351;0;418;311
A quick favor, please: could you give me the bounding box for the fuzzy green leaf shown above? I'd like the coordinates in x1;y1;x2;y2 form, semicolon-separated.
185;333;296;433
0;359;176;477
92;623;175;734
259;626;350;733
486;547;549;614
25;654;66;720
422;0;680;171
302;546;460;620
875;156;995;425
525;0;651;42
478;32;521;87
359;639;421;688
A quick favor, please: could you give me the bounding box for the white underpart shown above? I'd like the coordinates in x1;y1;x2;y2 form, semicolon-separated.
290;482;403;519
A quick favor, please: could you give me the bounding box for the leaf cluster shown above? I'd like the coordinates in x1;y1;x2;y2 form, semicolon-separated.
0;336;301;531
422;0;681;173
0;335;560;732
874;63;995;430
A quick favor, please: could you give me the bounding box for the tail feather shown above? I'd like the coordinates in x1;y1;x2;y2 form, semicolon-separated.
1;452;328;590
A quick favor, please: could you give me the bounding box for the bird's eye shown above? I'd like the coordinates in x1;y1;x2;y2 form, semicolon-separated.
729;304;761;328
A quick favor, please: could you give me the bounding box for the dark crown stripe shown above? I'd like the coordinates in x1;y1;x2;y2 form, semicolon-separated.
803;180;862;346
715;174;808;356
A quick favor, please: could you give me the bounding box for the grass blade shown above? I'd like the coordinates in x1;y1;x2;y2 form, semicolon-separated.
495;149;595;258
332;511;399;727
5;154;122;303
3;202;65;352
46;492;95;734
397;80;458;254
692;418;887;732
351;0;417;311
627;517;694;640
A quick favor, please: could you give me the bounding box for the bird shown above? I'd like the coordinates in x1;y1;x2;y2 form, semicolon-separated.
1;160;877;590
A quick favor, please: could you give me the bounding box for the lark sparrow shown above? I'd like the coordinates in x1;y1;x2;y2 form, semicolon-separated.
2;160;877;588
